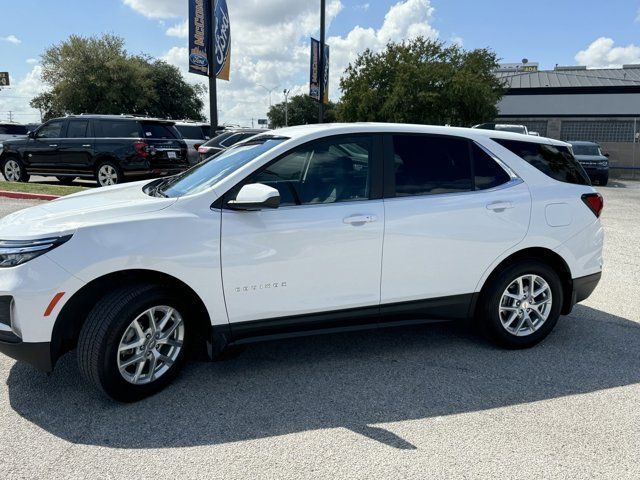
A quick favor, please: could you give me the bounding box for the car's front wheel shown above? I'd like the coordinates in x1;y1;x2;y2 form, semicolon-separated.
2;157;30;182
480;260;563;348
77;284;189;402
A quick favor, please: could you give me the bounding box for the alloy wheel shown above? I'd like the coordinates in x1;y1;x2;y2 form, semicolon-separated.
4;160;21;182
498;274;553;337
117;306;185;385
98;164;118;186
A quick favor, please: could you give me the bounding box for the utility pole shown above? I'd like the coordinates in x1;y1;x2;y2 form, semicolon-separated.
283;89;290;126
318;0;326;123
207;0;218;138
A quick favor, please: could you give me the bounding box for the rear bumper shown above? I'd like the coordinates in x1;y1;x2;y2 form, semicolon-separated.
564;272;602;314
0;330;52;372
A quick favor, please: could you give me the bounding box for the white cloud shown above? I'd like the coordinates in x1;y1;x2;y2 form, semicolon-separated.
0;66;46;123
1;35;21;44
355;3;370;11
26;58;38;64
129;0;437;125
575;37;640;68
166;20;188;39
450;35;463;47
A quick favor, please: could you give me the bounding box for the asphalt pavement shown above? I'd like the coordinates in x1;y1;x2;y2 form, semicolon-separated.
0;181;639;479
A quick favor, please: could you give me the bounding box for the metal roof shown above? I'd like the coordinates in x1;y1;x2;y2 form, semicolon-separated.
496;67;640;89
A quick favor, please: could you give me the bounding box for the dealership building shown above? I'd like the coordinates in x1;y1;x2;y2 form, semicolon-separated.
495;63;640;177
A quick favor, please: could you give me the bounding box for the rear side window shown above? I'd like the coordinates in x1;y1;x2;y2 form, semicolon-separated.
392;135;472;196
473;143;511;190
95;120;141;138
493;138;590;185
141;122;179;139
66;120;90;138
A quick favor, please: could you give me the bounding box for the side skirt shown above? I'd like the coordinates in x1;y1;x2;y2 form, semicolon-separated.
220;293;475;347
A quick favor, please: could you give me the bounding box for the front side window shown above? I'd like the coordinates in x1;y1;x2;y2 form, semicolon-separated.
392;135;472;196
159;136;288;197
66;120;90;138
36;120;65;139
248;136;373;206
493;138;590;186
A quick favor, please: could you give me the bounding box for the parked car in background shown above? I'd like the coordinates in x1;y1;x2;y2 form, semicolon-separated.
173;121;211;166
0;115;189;187
473;123;530;135
0;123;603;401
569;141;609;185
198;128;266;162
0;122;29;141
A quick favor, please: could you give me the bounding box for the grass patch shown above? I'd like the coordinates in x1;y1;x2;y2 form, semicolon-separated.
0;180;89;196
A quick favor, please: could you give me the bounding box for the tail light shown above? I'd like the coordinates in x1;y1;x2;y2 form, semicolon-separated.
581;193;603;217
194;143;202;150
198;146;209;154
133;141;150;158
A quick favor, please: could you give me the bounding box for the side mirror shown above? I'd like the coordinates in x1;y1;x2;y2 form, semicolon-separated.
27;131;35;139
228;183;280;211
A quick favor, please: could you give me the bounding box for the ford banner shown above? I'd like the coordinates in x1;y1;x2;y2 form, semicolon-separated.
189;0;231;81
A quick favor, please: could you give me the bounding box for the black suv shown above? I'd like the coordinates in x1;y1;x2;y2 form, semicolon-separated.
0;115;189;187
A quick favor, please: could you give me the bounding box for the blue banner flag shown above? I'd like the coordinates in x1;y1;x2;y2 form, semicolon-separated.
188;0;231;80
309;38;329;103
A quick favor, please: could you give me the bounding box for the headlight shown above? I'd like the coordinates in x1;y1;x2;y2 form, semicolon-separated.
0;235;72;267
598;160;608;166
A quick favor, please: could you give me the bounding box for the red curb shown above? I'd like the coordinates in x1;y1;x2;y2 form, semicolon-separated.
0;190;60;201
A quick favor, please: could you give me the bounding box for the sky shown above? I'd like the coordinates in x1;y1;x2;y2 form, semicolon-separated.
1;0;639;126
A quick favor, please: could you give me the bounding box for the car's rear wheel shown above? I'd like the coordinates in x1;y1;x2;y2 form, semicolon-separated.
2;157;30;182
56;176;76;185
95;161;122;187
77;284;190;402
480;260;563;348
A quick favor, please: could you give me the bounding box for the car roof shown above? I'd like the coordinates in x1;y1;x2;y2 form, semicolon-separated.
568;140;599;146
63;114;176;124
272;123;569;146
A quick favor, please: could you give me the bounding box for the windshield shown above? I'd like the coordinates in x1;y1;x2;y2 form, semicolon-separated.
157;135;288;197
571;144;602;156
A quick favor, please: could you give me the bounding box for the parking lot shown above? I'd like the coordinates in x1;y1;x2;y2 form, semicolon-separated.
0;181;639;479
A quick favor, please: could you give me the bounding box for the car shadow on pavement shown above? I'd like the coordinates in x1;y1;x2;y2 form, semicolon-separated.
6;305;640;449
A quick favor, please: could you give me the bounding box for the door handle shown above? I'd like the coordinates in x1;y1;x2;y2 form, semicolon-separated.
343;214;377;225
82;144;91;148
48;144;58;147
486;201;514;212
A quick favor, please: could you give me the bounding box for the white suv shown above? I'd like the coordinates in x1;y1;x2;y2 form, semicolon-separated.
0;123;603;401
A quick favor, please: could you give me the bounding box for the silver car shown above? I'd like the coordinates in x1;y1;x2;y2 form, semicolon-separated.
174;121;211;165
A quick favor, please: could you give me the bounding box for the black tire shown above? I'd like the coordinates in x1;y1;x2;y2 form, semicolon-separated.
599;175;609;186
56;176;76;185
95;160;123;187
479;260;563;349
77;283;190;402
2;156;30;182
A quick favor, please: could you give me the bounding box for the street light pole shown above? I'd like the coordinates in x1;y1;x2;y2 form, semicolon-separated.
283;89;290;126
318;0;326;123
257;83;278;109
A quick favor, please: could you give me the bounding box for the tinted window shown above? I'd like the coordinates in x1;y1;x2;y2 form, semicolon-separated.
571;144;602;156
66;120;90;138
493;138;590;186
219;134;242;147
159;136;288;197
473;143;511;190
0;124;28;135
393;135;472;196
36;120;65;139
141;122;179;139
95;120;140;138
250;136;372;206
176;125;206;139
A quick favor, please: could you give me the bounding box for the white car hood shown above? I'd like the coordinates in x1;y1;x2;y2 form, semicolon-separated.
0;181;176;239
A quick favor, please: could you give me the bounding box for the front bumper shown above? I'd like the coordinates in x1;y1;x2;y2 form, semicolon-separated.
0;328;52;371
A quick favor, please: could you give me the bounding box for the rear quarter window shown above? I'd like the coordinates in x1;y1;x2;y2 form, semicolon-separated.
493;138;590;186
95;120;141;138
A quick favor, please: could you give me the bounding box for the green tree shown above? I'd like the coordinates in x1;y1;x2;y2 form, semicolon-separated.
33;34;205;120
267;94;336;128
337;37;504;127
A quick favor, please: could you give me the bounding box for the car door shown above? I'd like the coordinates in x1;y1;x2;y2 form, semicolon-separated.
220;134;385;337
24;119;66;171
57;118;94;174
380;134;531;317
